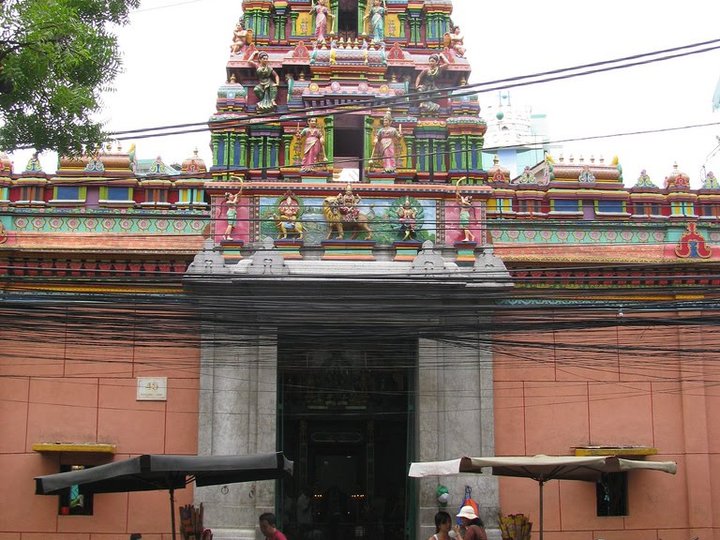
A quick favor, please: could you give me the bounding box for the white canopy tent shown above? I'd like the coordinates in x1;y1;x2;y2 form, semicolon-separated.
409;455;677;540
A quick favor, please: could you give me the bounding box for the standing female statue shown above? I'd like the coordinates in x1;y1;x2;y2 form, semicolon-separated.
223;191;242;240
251;52;280;113
455;177;475;242
415;54;447;115
311;0;333;43
371;110;402;173
364;0;387;43
298;117;326;172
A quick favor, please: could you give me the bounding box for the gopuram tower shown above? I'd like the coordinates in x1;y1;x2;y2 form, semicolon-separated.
192;1;503;539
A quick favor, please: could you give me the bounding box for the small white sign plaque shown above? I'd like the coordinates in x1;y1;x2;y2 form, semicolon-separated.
136;377;168;401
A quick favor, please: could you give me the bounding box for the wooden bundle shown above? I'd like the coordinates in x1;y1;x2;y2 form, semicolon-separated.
498;513;532;540
179;503;205;540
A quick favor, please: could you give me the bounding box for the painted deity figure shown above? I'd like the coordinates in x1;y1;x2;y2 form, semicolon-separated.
230;18;252;56
338;185;361;222
372;110;402;173
455;179;475;242
448;25;465;57
312;0;333;43
223;190;242;240
298;117;326;172
275;192;304;239
364;0;387;43
251;52;280;113
397;197;417;240
415;54;447;115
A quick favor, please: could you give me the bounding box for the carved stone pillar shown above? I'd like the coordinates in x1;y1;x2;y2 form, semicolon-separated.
196;327;279;540
416;333;499;540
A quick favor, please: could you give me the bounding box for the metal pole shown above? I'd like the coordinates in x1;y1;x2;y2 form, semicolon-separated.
170;487;177;540
538;480;544;540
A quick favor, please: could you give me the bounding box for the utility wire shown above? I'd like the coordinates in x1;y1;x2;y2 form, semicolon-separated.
107;37;720;138
21;119;720;185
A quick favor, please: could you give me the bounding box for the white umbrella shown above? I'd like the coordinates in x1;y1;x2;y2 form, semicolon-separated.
409;455;677;540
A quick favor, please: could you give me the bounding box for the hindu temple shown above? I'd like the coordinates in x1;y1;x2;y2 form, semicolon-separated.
1;0;719;539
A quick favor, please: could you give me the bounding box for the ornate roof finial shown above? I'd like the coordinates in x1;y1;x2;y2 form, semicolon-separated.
664;162;690;191
578;165;596;184
702;170;719;190
634;169;656;188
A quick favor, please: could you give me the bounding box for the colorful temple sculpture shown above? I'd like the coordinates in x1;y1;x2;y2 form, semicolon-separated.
2;1;720;539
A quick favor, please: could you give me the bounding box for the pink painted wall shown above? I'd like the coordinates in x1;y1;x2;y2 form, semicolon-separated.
0;314;200;539
493;312;720;540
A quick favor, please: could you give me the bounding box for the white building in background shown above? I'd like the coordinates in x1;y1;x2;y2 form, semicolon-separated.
482;92;560;179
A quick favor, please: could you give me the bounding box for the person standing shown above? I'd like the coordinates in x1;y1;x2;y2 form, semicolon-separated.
259;512;288;540
454;505;487;540
427;511;454;540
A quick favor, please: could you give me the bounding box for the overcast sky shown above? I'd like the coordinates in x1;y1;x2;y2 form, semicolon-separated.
12;0;720;186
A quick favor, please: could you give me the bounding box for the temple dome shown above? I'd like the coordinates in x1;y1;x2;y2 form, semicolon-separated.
488;155;511;183
664;162;691;191
0;151;13;175
182;149;207;175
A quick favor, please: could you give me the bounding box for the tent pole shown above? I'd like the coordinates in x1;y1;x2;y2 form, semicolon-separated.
538;480;544;540
170;487;177;540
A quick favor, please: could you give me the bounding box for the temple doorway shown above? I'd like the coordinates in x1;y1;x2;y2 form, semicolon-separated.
333;114;365;181
337;0;360;40
278;334;416;540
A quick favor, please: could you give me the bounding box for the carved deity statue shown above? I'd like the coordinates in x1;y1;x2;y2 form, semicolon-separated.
223;191;241;240
250;51;280;113
364;0;387;43
311;0;334;43
230;18;253;56
443;25;466;58
397;197;418;240
275;192;304;240
297;117;326;172
370;110;402;173
455;177;475;242
415;54;447;115
323;185;373;240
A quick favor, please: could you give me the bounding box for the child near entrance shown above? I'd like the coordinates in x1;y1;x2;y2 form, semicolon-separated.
259;513;288;540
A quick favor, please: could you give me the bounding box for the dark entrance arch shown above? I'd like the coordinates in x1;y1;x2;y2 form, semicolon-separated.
278;333;416;540
337;0;360;40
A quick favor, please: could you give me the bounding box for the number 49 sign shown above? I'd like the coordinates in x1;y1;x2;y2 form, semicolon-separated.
136;377;168;401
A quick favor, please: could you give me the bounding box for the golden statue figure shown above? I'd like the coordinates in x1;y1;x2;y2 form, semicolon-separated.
274;192;304;240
